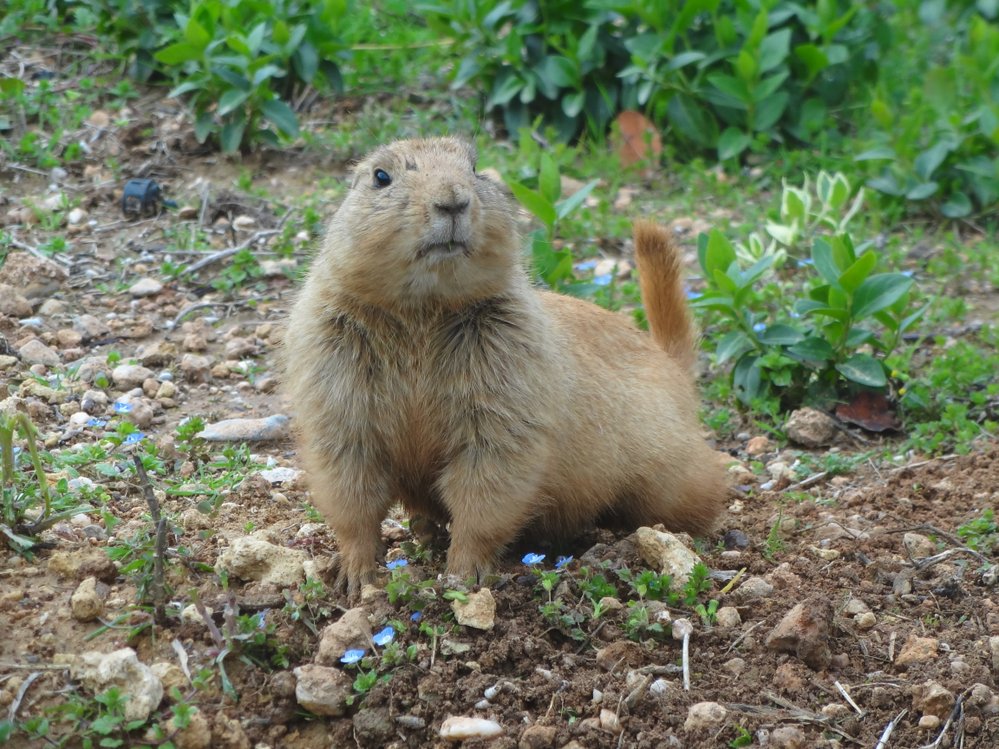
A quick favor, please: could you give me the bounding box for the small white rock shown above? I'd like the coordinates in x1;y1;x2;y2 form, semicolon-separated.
128;277;164;297
439;716;503;741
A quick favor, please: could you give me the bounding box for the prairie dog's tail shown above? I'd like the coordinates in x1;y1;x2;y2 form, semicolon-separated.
633;220;697;371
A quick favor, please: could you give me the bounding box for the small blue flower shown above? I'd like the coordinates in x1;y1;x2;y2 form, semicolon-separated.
123;432;145;445
753;322;766;333
410;611;423;622
686;289;702;300
386;558;408;570
574;259;598;271
113;401;133;414
522;552;546;566
340;649;366;665
86;418;107;428
901;270;914;277
372;626;395;646
256;610;268;629
797;258;815;267
555;555;574;570
592;274;613;287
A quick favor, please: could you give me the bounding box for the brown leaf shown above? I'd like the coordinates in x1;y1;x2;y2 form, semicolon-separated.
614;110;662;171
835;390;900;432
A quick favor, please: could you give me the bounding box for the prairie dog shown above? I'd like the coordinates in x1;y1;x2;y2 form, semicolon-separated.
285;137;727;593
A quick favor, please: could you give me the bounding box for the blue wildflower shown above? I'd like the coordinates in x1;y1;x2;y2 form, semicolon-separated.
555;555;574;570
123;432;145;445
593;274;613;287
410;611;423;622
86;418;107;428
340;649;366;665
372;626;395;646
753;322;766;333
256;610;268;629
686;289;702;300
113;401;133;413
574;260;598;271
386;558;408;570
522;552;546;566
797;258;815;267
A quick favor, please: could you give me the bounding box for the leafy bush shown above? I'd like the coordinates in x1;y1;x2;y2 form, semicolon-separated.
155;0;348;151
421;0;888;154
857;2;999;216
693;173;927;407
2;0;348;153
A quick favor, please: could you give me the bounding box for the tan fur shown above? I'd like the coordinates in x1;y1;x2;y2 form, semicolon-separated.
284;137;728;593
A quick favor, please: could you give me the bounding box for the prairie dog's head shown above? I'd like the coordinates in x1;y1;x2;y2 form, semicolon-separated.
321;137;521;307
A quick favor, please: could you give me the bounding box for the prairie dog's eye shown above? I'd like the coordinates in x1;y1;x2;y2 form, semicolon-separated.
373;168;392;188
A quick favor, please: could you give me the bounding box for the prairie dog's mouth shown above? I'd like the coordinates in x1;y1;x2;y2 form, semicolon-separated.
417;241;469;259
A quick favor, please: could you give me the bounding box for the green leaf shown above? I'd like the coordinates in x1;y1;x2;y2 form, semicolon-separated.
756;324;805;345
273;19;290;45
184;18;211;49
794;43;828;80
837;251;877;293
538;154;561;204
941;191;972;218
540;56;576;89
758;29;791;72
217;89;249;117
252;64;285;86
293;43;319;84
867;173;903;196
733;354;764;404
811;239;841;286
702;229;736;277
718;128;751;160
219;114;247;153
562;91;585;118
154;42;202;64
555;179;598;221
706;73;750;105
836;354;887;387
508;181;556;226
667;51;706;70
787;336;834;364
914;141;952;181
753;91;789;132
852;273;914;319
486;73;523;109
716;331;755;363
905;182;938;200
261;99;299;137
667;93;718;147
194;111;215;143
854;146;895;161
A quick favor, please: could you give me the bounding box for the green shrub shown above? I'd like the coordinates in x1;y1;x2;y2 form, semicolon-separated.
692;173;927;408
857;2;999;217
155;0;348;151
420;0;888;153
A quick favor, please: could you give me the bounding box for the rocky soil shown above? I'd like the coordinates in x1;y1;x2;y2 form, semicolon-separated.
2;65;998;749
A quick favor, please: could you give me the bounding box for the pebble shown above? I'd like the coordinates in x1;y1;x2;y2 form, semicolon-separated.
257;467;303;485
722;657;746;677
631;527;702;585
67;207;88;225
729;576;774;603
684;702;728;731
70;576;105;622
903;532;937;559
112;364;155;389
895;635;939;666
214;533;307;587
316;608;372;665
452;588;496;630
198;414;290;442
293;664;352;717
180;353;212;382
745;435;771;455
784;407;838;447
519;724;557;749
911;680;955;718
765;598;833;670
439;716;503;741
68;649;163;722
599;709;622;734
770;725;807;749
128;277;164;297
17;338;61;367
715;606;741;628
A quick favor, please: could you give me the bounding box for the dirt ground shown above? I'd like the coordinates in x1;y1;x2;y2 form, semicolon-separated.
2;83;998;749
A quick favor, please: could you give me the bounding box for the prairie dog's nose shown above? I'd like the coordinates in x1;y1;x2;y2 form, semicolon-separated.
434;184;470;217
